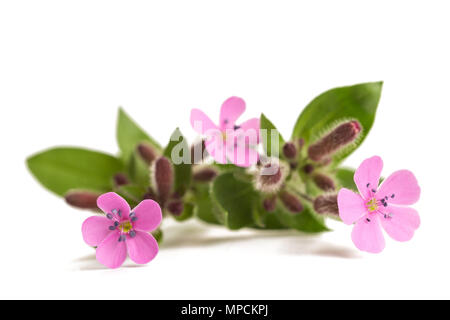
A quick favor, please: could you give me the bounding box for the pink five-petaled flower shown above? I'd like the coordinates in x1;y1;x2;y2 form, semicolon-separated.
190;96;260;167
82;192;162;269
338;156;421;253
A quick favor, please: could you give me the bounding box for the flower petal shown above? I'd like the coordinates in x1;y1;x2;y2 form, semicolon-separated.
82;216;115;247
351;215;385;253
96;231;127;269
239;118;260;143
337;188;367;225
131;200;162;232
126;231;159;264
379;206;420;242
226;144;259;167
97;192;130;220
376;170;421;205
205;136;227;164
190;108;219;135
219;96;246;130
354;156;383;199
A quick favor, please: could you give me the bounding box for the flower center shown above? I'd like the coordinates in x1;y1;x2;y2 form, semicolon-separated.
366;198;378;212
120;220;133;233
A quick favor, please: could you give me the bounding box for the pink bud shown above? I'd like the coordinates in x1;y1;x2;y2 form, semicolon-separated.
312;173;335;191
280;191;304;213
113;173;129;187
167;200;184;216
137;143;156;165
313;194;339;216
255;161;288;194
263;196;277;212
193;168;218;182
65;190;100;210
303;164;314;174
190;140;208;164
282;142;297;159
308;121;361;162
152;156;174;206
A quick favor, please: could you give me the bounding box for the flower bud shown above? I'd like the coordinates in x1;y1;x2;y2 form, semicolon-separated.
312;173;335;191
280;191;304;213
254;161;288;194
303;164;314;174
193;167;217;182
65;190;100;210
313;194;339;217
190;140;208;164
167;200;184;216
263;196;277;212
282;142;297;159
113;173;129;187
307;120;361;162
143;188;158;201
137;143;156;165
152;156;174;206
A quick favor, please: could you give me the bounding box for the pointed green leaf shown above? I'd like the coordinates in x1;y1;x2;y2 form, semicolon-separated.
117;108;162;161
27;147;123;196
292;82;383;165
163;128;192;195
212;172;257;230
260;113;285;157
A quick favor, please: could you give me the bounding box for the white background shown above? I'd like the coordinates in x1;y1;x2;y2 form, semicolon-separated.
1;1;449;299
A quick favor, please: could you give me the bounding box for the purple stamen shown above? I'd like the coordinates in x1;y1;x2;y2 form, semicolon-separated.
371;189;376;193
131;216;138;222
391;194;395;198
109;226;116;230
114;221;119;227
366;218;371;222
106;213;113;220
233;125;241;130
118;234;126;242
117;210;122;218
129;230;136;238
366;183;370;188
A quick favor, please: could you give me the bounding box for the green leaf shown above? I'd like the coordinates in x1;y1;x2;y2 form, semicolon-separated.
275;204;329;233
192;184;224;225
128;151;150;189
117;108;162;161
163;128;192;195
27;147;124;196
335;167;357;190
260;113;285;157
212;172;257;230
291;82;383;165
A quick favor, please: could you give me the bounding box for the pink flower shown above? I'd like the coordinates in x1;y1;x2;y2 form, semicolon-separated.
82;192;162;268
190;96;260;167
338;156;421;253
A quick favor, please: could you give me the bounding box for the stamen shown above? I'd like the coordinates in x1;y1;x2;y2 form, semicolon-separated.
117;210;122;218
106;213;113;220
371;189;376;193
111;209;118;215
233;125;241;130
366;218;371;223
109;226;116;230
114;221;119;227
118;234;126;242
129;212;135;218
131;216;138;222
129;230;136;238
391;194;395;198
366;183;370;188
